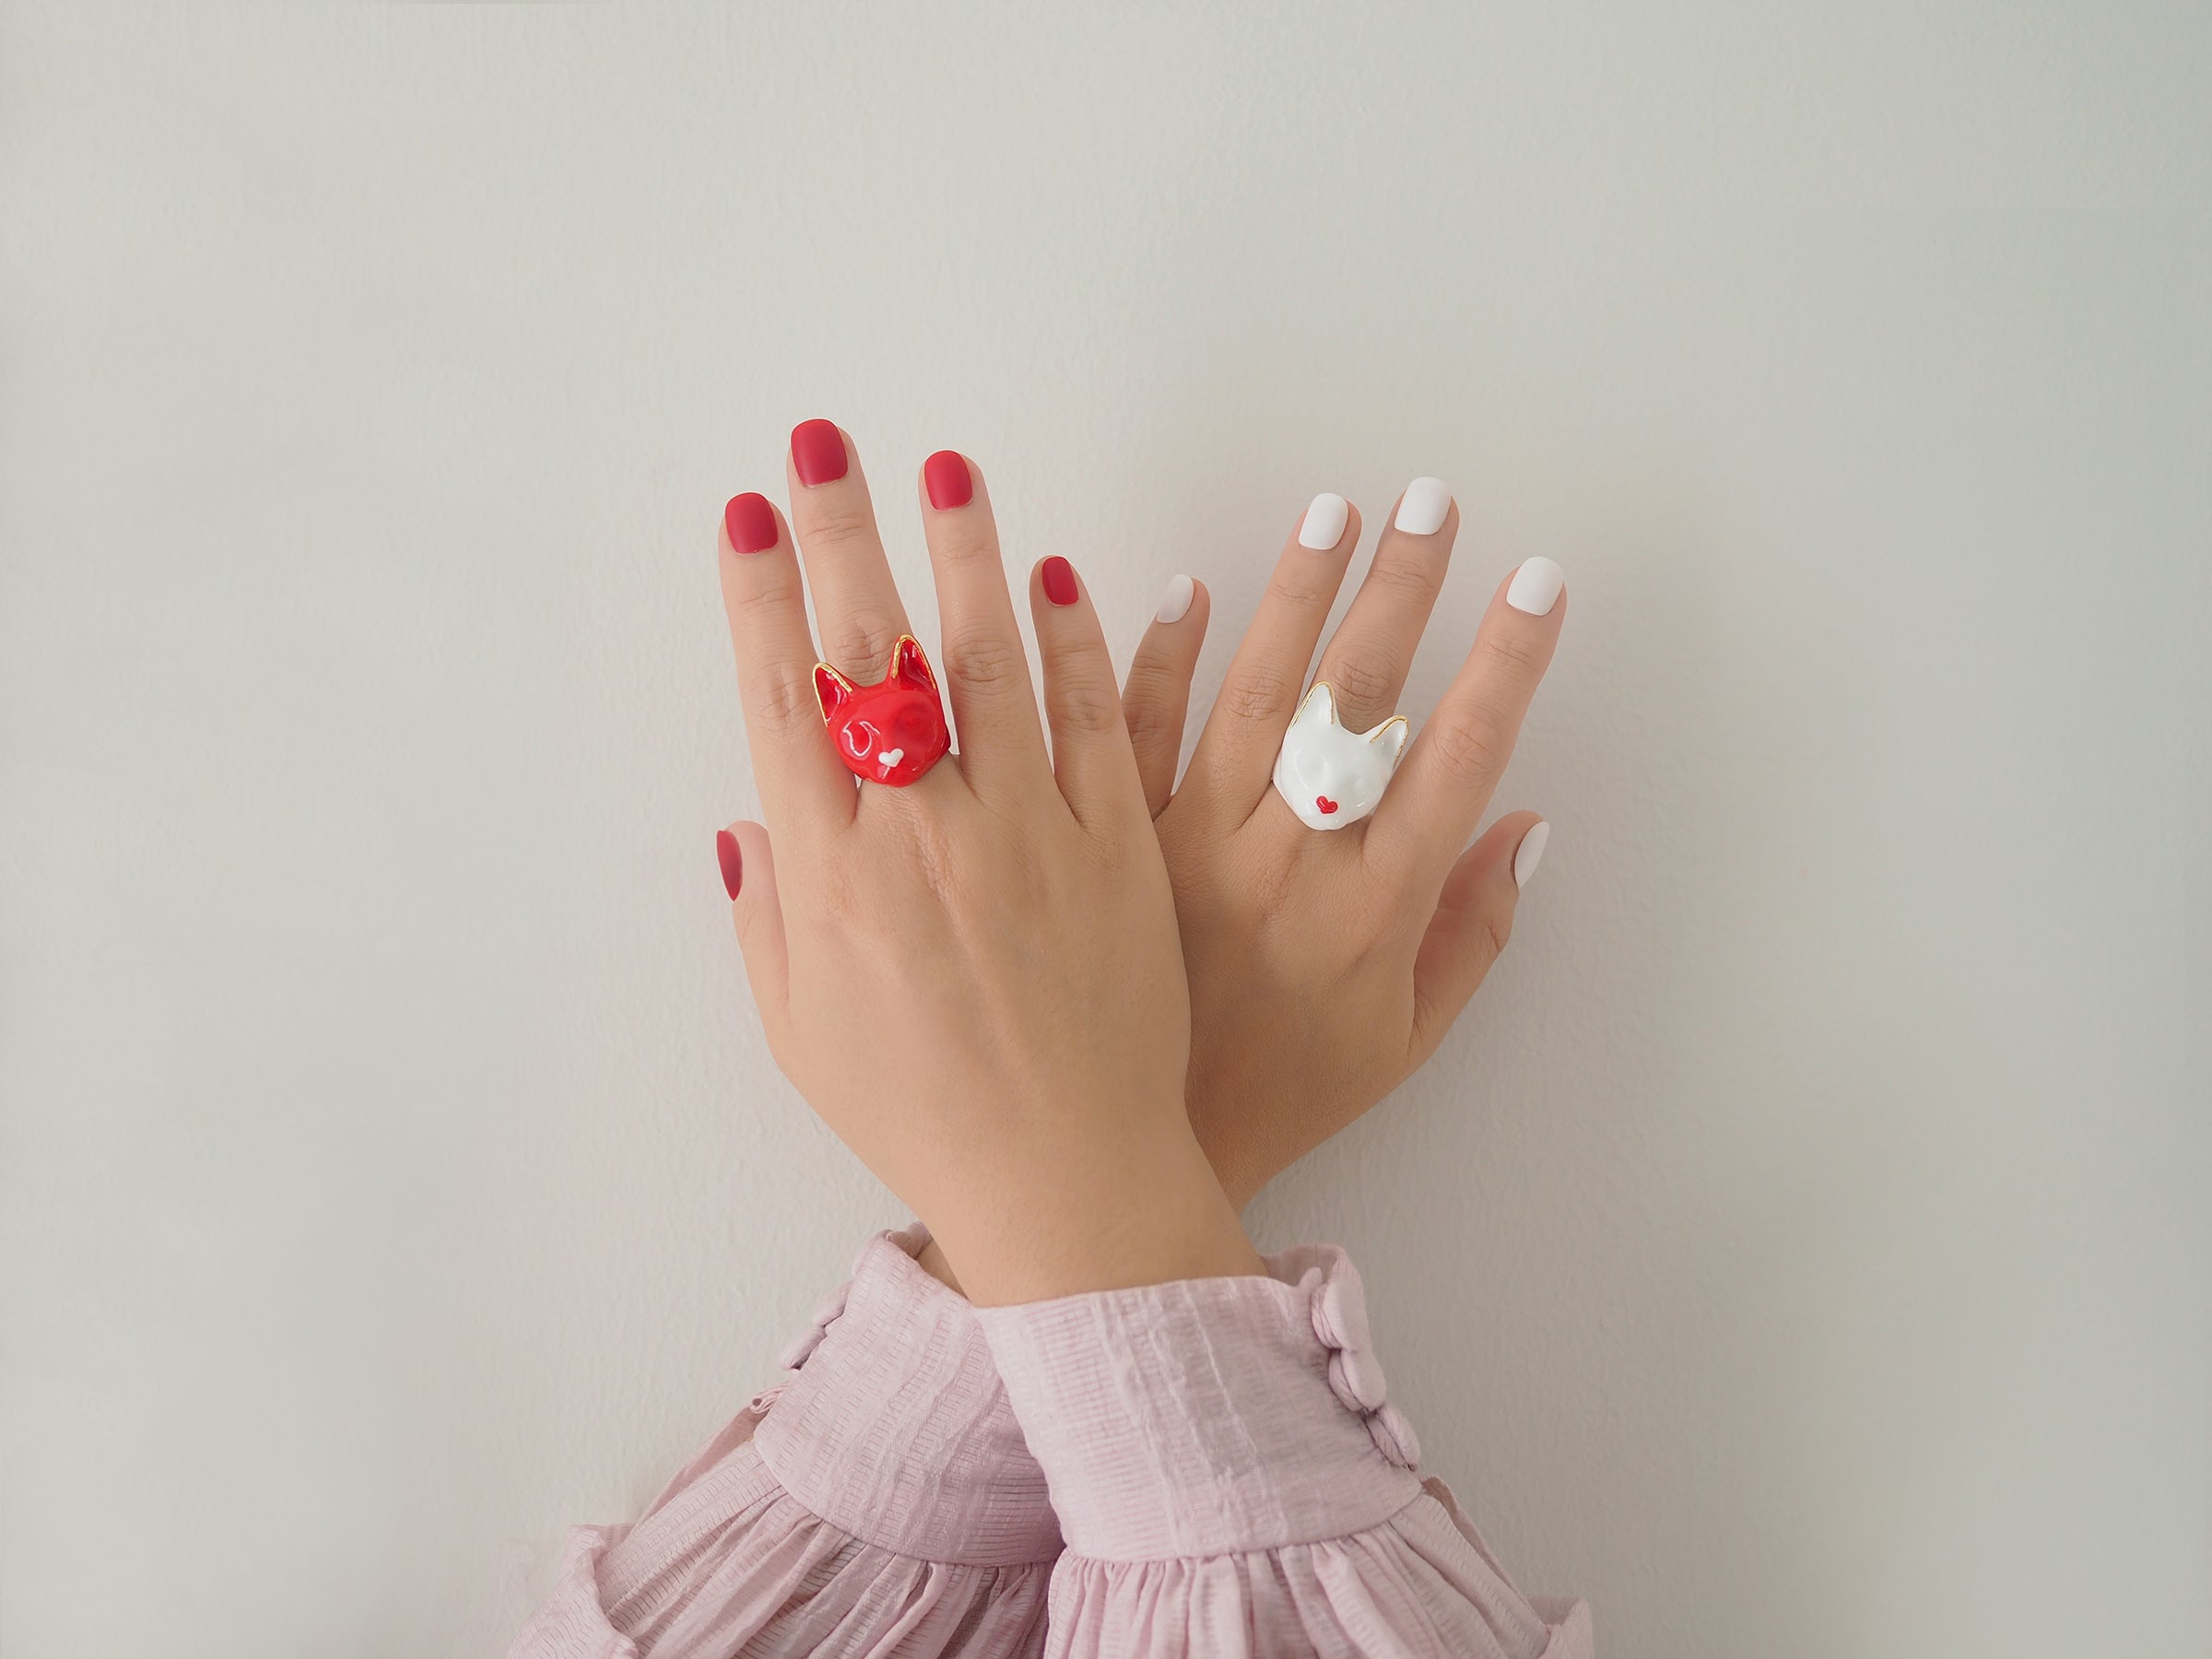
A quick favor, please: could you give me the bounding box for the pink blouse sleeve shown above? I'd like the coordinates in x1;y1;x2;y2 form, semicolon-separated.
972;1244;1594;1659
503;1225;1064;1659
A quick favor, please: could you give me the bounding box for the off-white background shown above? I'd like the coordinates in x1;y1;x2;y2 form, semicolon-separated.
4;6;2206;1656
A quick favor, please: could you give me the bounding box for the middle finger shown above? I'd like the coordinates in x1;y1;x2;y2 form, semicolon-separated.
783;418;915;687
1309;476;1459;735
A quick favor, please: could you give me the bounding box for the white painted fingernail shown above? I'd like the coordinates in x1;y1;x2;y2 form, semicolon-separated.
1512;819;1551;888
1299;492;1349;550
1394;477;1452;535
1155;573;1195;624
1505;556;1565;617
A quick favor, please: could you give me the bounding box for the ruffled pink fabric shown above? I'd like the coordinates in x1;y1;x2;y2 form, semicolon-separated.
509;1455;1050;1659
505;1227;1057;1659
506;1229;1592;1659
1041;1499;1566;1659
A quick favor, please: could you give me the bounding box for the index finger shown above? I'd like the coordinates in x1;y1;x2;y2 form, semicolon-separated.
718;490;855;831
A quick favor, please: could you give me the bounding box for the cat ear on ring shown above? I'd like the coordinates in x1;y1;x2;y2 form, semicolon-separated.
814;634;952;788
1270;681;1409;831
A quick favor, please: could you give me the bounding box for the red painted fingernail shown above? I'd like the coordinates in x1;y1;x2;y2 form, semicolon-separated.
715;830;743;900
724;492;778;555
790;418;849;487
924;450;973;511
1041;556;1078;606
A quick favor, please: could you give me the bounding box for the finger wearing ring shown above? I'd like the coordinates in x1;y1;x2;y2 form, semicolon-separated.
815;634;951;787
1271;682;1407;830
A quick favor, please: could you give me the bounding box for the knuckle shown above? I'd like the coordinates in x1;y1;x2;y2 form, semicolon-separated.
1122;651;1181;701
1325;655;1400;712
730;575;805;628
803;498;877;547
1428;710;1509;785
1267;564;1338;613
1052;670;1122;735
1477;626;1543;676
822;611;904;677
1122;692;1179;754
1121;659;1185;729
1221;663;1301;726
942;630;1028;694
931;528;1000;571
745;662;822;732
1364;551;1443;601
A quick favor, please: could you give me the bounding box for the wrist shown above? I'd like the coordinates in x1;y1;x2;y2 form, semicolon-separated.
1187;1073;1283;1212
942;1131;1262;1307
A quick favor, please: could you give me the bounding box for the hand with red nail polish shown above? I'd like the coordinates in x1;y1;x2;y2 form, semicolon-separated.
1121;494;1568;1207
922;449;971;511
712;431;1259;1306
789;418;849;487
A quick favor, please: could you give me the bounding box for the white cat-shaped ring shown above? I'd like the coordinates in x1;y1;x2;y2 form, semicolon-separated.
1271;682;1409;831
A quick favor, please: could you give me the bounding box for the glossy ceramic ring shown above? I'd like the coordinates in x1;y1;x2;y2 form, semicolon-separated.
814;635;951;787
1271;682;1408;830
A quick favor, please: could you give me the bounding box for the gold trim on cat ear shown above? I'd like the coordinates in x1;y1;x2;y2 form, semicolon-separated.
1362;716;1416;765
1298;681;1340;725
888;634;939;694
812;661;858;723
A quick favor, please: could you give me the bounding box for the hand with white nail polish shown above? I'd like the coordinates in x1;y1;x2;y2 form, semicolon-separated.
1123;486;1567;1206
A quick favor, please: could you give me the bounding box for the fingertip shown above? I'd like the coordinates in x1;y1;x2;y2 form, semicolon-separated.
1154;573;1196;625
789;418;852;488
715;819;791;1043
1504;557;1566;618
1392;477;1454;537
715;827;744;900
1299;492;1351;551
1439;809;1544;901
1512;818;1551;888
923;449;975;512
1182;578;1211;640
722;492;784;558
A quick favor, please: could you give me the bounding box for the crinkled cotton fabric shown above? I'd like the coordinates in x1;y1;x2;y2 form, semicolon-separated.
506;1228;1591;1658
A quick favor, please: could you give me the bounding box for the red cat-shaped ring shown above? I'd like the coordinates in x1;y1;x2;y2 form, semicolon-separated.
814;635;951;787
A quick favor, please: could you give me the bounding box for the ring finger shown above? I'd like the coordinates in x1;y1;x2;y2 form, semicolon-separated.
1367;555;1567;889
1308;476;1459;736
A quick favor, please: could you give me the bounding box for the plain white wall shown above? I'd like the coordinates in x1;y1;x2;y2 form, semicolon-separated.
4;5;2206;1655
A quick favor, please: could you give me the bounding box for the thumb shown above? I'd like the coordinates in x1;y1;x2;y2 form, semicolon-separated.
716;820;791;1047
1408;813;1549;1065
